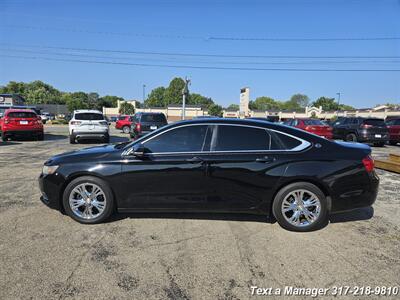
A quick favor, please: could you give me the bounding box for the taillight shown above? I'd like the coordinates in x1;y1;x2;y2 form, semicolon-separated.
362;156;374;172
99;121;108;126
4;117;10;124
135;123;141;132
70;121;82;125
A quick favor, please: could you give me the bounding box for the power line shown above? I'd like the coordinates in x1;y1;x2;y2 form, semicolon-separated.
1;48;400;65
2;54;400;72
4;24;400;42
1;43;399;59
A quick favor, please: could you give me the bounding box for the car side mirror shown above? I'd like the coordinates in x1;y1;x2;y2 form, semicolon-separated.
131;143;147;158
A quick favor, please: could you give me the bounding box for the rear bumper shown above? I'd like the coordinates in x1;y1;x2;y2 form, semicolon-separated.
73;131;109;139
330;171;379;213
2;129;43;136
358;130;389;143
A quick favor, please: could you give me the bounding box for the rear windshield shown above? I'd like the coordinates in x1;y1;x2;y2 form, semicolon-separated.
303;119;324;126
363;119;386;126
140;114;166;122
75;113;104;121
7;112;37;118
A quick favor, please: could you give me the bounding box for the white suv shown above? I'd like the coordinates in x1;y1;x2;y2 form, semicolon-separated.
69;110;110;144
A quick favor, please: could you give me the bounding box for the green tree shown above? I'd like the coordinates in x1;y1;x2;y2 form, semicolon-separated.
164;77;185;105
250;97;281;110
285;94;309;109
145;87;166;107
119;102;135;115
226;104;239;110
339;104;355;110
312;97;338;110
97;95;124;110
188;93;214;108
208;104;223;117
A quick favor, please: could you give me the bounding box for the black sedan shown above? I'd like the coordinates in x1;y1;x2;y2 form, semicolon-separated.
39;118;379;232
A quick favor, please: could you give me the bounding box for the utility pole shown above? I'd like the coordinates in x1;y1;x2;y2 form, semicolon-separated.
182;77;190;120
142;84;146;105
336;92;341;116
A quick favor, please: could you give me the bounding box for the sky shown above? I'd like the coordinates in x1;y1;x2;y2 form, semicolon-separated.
0;0;399;108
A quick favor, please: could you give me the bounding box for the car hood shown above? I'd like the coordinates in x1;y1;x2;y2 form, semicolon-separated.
46;144;119;165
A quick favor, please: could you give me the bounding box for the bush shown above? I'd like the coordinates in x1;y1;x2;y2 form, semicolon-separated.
50;119;68;125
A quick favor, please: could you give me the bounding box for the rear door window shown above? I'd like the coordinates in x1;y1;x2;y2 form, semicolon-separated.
75;113;104;121
7;112;37;118
213;125;270;151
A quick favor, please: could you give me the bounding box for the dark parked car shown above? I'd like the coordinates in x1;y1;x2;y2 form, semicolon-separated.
332;117;389;146
385;118;400;145
39;118;378;232
130;112;168;139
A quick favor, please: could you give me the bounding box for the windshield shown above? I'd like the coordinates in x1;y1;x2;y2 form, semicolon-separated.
303;119;324;126
141;114;166;122
75;113;104;121
363;119;386;126
7;112;37;118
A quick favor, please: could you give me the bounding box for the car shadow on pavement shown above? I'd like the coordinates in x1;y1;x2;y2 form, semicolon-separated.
0;141;21;146
108;212;274;224
44;134;67;141
329;206;374;223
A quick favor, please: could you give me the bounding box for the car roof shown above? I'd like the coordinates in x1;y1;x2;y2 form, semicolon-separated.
73;109;103;114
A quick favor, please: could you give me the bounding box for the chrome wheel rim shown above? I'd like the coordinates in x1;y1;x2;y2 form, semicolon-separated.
123;127;130;133
281;189;321;227
69;183;106;219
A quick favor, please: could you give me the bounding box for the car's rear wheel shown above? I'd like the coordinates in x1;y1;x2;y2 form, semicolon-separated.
1;132;7;142
345;133;357;142
69;134;76;144
272;182;328;232
63;176;115;224
122;126;130;134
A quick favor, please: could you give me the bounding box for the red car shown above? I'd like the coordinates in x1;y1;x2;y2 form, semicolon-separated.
386;118;400;145
286;118;333;139
0;109;44;141
115;115;133;134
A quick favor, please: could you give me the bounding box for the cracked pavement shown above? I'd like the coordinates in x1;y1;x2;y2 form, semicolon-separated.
0;125;399;299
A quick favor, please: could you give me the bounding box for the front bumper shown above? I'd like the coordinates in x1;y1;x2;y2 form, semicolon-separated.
38;173;63;210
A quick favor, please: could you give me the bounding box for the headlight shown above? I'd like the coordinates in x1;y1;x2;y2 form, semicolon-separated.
42;165;59;175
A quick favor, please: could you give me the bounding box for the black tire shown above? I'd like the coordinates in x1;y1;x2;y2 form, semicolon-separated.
103;134;110;143
63;176;115;224
37;132;44;141
373;142;385;147
1;132;7;142
389;141;397;146
122;126;130;134
69;134;76;144
345;133;357;142
272;182;328;232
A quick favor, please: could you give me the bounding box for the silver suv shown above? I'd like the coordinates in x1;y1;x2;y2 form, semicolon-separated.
69;110;109;144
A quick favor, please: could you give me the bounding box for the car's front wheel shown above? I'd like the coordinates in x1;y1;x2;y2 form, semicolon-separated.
272;182;328;232
63;176;115;224
345;133;357;142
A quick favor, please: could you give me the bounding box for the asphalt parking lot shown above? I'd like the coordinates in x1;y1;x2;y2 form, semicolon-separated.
0;125;399;299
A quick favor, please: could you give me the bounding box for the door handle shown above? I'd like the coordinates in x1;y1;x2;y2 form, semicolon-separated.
186;156;204;163
255;156;275;163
